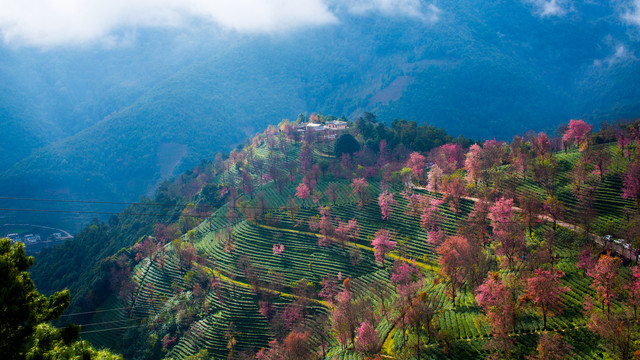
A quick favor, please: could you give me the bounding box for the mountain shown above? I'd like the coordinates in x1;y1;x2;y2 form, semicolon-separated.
2;1;640;231
28;117;640;359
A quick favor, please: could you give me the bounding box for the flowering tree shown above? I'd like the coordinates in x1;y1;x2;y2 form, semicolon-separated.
319;273;339;303
587;253;622;316
335;218;360;246
420;197;443;231
467;199;491;247
628;266;640;319
529;331;572;360
543;195;564;233
434;143;463;174
351;178;369;208
426;228;446;246
476;272;515;358
464;143;483;186
427;164;443;193
282;330;313;360
622;161;640;211
510;135;532;177
309;206;335;247
295;182;311;206
371;229;396;266
272;243;285;255
489;197;525;269
524;269;570;329
354;321;380;355
442;174;466;219
519;194;542;237
563;119;592;150
405;152;427;183
400;189;423;219
378;190;397;221
298;145;312;174
325;182;339;205
332;290;357;347
437;236;472;305
533;132;551;158
390;260;422;294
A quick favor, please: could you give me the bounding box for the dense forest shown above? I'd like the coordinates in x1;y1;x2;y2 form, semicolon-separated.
20;114;640;359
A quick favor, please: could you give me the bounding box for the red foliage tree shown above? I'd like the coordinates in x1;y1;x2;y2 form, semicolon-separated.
442;173;466;219
524;269;570;329
587;253;623;316
437;236;473;305
533;132;551;158
476;272;515;358
529;331;572;360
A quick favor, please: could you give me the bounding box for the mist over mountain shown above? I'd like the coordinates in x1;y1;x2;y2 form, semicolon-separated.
1;0;640;231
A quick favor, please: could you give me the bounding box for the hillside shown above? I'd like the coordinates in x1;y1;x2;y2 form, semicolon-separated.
28;117;640;359
3;1;640;230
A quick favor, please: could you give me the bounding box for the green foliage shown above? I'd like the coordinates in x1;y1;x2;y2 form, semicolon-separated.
334;133;360;157
0;238;69;358
0;238;121;359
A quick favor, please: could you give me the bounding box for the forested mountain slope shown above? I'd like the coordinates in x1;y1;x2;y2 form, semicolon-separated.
2;1;640;230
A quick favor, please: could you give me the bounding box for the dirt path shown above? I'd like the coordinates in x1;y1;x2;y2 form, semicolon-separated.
413;185;635;261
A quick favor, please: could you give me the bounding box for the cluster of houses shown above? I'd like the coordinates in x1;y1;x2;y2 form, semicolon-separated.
6;232;65;246
296;119;348;140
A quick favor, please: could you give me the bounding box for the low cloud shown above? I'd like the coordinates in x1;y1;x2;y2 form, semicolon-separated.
0;0;337;47
528;0;571;18
339;0;440;22
623;0;640;26
0;0;440;48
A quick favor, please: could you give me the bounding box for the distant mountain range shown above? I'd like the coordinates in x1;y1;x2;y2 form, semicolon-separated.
1;0;639;231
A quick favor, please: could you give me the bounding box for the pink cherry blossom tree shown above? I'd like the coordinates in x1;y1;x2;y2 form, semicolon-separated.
427;164;444;193
295;182;311;206
272;243;285;255
354;321;380;355
489;197;525;269
563;119;592;151
524;269;570;329
622;161;640;211
405;151;427;183
378;189;397;221
351;177;369;208
372;229;396;266
464;143;483;186
476;272;515;358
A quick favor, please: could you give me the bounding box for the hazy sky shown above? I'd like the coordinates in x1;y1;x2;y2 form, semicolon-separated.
0;0;432;48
